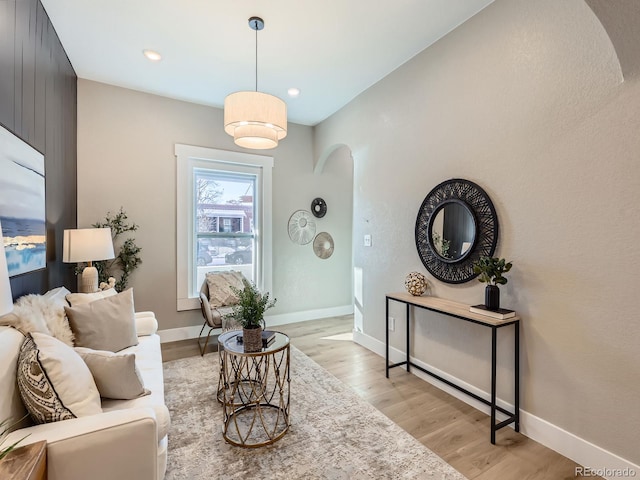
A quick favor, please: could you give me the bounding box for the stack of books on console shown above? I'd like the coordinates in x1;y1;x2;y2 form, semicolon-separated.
469;305;516;320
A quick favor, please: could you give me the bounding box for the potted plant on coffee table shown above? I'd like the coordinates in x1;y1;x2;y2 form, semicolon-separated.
472;256;513;310
228;280;277;352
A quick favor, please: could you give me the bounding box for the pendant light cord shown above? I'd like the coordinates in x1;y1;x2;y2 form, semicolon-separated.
254;20;258;92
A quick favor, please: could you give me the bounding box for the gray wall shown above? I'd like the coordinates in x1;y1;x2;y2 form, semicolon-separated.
0;0;77;299
77;80;353;331
315;0;639;466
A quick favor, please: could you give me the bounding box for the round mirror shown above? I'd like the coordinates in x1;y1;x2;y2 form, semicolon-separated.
428;201;476;262
415;178;498;284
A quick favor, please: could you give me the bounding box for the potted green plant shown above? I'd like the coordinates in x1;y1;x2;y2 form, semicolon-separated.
228;280;277;352
472;256;513;310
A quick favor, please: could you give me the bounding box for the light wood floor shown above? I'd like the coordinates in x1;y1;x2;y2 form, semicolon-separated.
162;316;597;480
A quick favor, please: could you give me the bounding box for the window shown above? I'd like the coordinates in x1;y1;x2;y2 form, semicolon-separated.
175;145;273;311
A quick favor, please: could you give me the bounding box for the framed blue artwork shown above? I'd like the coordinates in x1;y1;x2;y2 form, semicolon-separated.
0;125;46;277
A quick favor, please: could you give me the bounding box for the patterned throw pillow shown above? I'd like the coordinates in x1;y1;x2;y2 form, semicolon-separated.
17;333;102;424
205;271;246;308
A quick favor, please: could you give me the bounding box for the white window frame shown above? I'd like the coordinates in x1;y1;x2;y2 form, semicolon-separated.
175;144;273;311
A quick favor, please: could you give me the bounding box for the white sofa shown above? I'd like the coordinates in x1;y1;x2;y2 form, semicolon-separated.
0;307;169;480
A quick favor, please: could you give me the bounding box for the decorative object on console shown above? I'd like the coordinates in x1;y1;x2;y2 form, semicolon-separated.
0;127;46;277
311;197;327;218
0;221;13;317
227;280;276;353
288;210;316;245
404;271;429;296
415;178;498;284
224;17;287;150
63;228;115;293
313;232;334;259
91;208;142;292
472;256;513;310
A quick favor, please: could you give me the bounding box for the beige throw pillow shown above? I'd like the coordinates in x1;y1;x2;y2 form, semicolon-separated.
65;288;117;307
205;271;246;308
75;347;150;399
17;333;102;424
65;288;138;352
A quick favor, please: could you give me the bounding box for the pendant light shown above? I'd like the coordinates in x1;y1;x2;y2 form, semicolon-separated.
224;17;287;150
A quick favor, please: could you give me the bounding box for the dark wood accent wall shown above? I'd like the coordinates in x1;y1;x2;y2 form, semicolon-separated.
0;0;77;299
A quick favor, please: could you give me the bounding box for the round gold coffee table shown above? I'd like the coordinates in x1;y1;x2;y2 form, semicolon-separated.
217;330;290;447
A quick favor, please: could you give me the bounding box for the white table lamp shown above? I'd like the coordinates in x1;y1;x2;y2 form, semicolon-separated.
0;220;13;316
63;228;115;293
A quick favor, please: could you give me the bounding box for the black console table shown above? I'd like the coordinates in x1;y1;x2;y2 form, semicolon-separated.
385;292;520;444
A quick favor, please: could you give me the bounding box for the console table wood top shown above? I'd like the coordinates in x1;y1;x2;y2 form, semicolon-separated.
386;292;521;326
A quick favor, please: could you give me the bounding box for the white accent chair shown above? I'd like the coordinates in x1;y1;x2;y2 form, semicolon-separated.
197;271;246;355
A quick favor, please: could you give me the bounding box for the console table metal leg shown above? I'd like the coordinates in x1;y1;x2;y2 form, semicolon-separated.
406;303;410;373
491;326;497;445
515;321;520;432
385;297;389;378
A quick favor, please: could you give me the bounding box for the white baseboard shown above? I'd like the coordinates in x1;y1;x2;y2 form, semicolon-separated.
158;304;354;344
267;304;354;327
158;324;207;343
353;331;640;479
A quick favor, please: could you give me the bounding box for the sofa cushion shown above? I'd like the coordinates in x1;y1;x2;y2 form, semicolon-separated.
75;347;150;400
65;288;117;307
65;289;138;352
205;271;246;308
17;333;102;424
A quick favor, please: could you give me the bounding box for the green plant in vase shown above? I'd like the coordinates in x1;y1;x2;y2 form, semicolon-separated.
228;280;276;352
472;256;513;310
92;208;142;291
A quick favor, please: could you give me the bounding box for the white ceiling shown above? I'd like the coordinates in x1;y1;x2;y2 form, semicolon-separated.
41;0;493;126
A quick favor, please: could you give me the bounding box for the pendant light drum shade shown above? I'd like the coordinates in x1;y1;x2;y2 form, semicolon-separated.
224;91;287;149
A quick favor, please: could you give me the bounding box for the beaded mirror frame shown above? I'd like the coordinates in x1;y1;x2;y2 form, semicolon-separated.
414;178;499;284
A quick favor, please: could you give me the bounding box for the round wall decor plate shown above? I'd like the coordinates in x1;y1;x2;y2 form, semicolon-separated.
288;210;316;245
313;232;334;259
311;198;327;218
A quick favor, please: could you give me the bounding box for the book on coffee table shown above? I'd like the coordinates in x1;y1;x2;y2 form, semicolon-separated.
469;304;516;320
262;330;276;348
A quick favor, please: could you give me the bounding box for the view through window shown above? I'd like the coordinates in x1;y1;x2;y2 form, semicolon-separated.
194;170;256;289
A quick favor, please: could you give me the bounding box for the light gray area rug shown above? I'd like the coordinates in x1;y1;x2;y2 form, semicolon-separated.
163;346;467;480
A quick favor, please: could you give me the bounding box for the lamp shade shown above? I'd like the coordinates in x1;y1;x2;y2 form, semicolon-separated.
224;91;287;149
63;228;115;263
0;220;13;316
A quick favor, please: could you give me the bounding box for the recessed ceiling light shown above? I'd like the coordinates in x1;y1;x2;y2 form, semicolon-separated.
287;87;300;98
143;49;162;61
